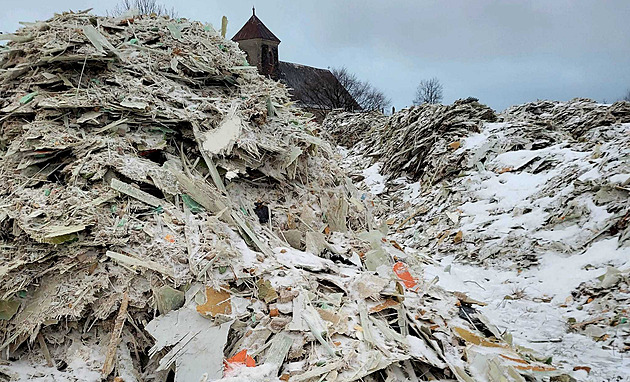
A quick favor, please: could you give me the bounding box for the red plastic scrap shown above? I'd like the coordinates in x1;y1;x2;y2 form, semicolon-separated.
224;349;256;374
393;261;419;290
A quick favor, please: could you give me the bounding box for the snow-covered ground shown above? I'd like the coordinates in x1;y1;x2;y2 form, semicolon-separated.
339;119;630;381
425;247;630;381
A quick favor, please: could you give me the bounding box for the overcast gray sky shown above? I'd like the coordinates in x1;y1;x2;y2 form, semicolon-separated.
2;0;630;111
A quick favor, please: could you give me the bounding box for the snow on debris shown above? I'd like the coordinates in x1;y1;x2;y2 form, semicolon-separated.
324;98;630;381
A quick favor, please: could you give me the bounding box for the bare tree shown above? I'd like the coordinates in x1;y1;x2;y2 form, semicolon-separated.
299;67;390;116
413;77;443;105
109;0;177;18
623;89;630;102
333;67;391;112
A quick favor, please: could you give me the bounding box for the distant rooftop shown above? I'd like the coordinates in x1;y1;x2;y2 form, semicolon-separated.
278;62;361;111
232;7;281;43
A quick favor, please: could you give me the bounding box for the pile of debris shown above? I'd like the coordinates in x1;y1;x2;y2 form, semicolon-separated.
324;98;630;380
322;111;387;148
0;10;567;382
327;98;497;184
501;98;630;137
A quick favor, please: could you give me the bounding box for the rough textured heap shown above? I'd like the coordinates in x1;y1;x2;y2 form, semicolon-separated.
0;10;563;382
501;98;630;137
325;98;497;184
327;98;630;380
322;110;387;148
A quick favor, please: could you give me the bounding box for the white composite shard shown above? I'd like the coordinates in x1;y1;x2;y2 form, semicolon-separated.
146;300;234;382
203;115;242;155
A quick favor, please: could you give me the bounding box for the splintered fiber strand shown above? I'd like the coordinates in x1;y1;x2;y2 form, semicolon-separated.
102;291;129;377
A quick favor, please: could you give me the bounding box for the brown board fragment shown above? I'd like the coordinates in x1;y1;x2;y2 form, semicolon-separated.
196;286;232;317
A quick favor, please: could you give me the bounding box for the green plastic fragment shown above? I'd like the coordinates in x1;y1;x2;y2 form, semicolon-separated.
129;38;138;44
621;317;628;324
167;23;183;40
110;204;117;214
153;206;164;214
219;266;227;274
155;285;185;315
44;189;51;196
117;218;127;228
16;290;27;298
256;279;278;303
42;225;85;244
0;299;20;320
182;194;204;213
45;233;79;244
19;91;38;104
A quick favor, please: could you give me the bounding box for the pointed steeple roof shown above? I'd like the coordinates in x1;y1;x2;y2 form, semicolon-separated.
232;8;281;43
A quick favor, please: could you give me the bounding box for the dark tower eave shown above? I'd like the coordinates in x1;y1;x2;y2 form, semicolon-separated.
232;13;280;43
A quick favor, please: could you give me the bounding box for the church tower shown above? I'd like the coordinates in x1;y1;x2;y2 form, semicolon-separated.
232;8;281;79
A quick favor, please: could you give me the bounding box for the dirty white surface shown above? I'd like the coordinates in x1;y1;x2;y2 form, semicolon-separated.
424;250;630;381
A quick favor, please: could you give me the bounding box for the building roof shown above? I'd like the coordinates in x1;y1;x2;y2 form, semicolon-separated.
278;61;361;111
232;9;281;43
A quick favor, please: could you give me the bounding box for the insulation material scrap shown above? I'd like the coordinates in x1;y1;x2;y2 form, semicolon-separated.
203;114;242;155
146;302;234;382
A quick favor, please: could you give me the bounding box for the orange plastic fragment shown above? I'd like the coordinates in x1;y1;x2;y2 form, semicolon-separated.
514;364;556;372
437;230;450;244
369;299;400;313
390;240;405;252
499;354;529;364
165;234;175;243
449;141;461;150
453;230;463;244
224;349;256;374
453;327;508;348
498;167;513;174
393;262;418;290
573;366;591;374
